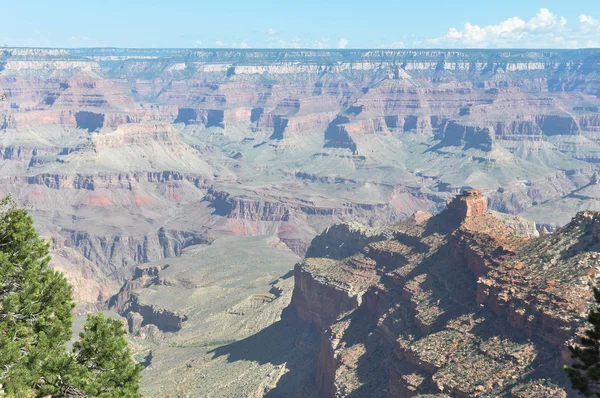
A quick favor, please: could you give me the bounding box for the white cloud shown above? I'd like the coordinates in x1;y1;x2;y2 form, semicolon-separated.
314;38;329;49
377;41;405;49
265;35;303;49
527;8;558;29
69;35;94;47
338;38;349;49
239;40;250;48
195;40;202;45
420;8;600;48
268;28;277;35
215;40;224;47
580;14;598;26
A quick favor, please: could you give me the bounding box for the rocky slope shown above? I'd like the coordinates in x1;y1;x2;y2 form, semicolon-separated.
287;190;598;397
1;47;600;311
106;236;319;397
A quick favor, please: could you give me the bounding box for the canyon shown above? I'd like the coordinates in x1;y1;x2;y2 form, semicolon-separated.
114;190;599;396
283;190;599;396
1;47;600;396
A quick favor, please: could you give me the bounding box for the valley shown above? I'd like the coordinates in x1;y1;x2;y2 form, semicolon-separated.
1;47;600;396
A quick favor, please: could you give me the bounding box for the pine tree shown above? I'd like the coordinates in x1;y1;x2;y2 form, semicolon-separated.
0;196;74;396
71;314;143;397
565;287;600;397
0;197;143;396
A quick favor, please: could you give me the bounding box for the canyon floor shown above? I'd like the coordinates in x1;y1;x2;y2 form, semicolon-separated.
1;47;600;396
111;236;319;397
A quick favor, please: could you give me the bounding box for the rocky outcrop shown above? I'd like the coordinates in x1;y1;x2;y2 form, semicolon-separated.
204;189;291;221
174;108;228;128
109;263;188;333
108;264;169;310
488;210;539;238
494;120;543;140
287;190;593;397
324;116;357;152
446;188;487;218
305;222;388;260
535;115;579;136
25;171;209;190
204;189;404;226
62;228;209;281
50;246;119;311
124;295;188;333
437;121;495;151
477;211;600;346
290;261;362;331
91;123;180;148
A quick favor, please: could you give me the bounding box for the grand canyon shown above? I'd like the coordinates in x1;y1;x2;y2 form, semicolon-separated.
2;47;600;396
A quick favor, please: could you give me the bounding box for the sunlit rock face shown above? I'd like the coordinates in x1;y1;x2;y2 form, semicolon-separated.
0;49;599;319
2;47;600;396
288;190;596;397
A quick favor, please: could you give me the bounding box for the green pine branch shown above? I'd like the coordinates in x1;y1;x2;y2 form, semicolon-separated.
565;286;600;397
0;196;142;397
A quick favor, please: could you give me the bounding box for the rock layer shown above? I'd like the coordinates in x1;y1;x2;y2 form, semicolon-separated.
288;190;595;397
1;47;600;309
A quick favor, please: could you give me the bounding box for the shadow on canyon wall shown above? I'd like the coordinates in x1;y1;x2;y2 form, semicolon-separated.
209;310;320;397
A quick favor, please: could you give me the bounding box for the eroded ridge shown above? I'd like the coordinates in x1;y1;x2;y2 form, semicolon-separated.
288;190;597;397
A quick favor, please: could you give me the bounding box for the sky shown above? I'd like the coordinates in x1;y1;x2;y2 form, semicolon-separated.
1;1;599;49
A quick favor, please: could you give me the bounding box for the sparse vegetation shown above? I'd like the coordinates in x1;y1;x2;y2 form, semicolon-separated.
565;287;600;397
167;338;238;348
0;196;142;397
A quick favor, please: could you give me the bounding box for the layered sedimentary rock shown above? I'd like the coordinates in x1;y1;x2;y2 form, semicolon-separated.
104;236;323;397
60;227;209;281
288;190;596;397
3;48;600;396
109;264;189;334
1;47;600;310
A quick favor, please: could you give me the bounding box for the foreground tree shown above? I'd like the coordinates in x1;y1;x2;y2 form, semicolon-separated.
0;197;142;397
72;314;142;397
565;287;600;397
0;196;74;395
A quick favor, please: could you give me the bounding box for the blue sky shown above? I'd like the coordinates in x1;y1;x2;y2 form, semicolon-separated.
1;0;599;48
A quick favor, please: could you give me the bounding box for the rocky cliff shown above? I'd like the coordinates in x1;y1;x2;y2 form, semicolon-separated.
4;47;600;396
2;47;600;310
288;190;597;397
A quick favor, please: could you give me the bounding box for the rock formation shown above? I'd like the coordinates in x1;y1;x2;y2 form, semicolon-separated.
105;236;312;397
288;190;597;397
1;48;600;395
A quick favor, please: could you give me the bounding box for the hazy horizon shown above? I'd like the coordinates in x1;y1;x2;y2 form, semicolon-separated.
2;1;599;49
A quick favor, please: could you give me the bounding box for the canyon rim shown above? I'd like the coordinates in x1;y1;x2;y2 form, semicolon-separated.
1;46;600;396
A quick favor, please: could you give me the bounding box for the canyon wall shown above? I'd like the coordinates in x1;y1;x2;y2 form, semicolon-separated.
288;191;595;397
1;47;600;309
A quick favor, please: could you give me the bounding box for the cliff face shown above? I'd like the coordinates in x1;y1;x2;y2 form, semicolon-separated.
2;47;600;310
61;227;209;281
109;264;189;334
3;48;600;139
288;190;596;397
